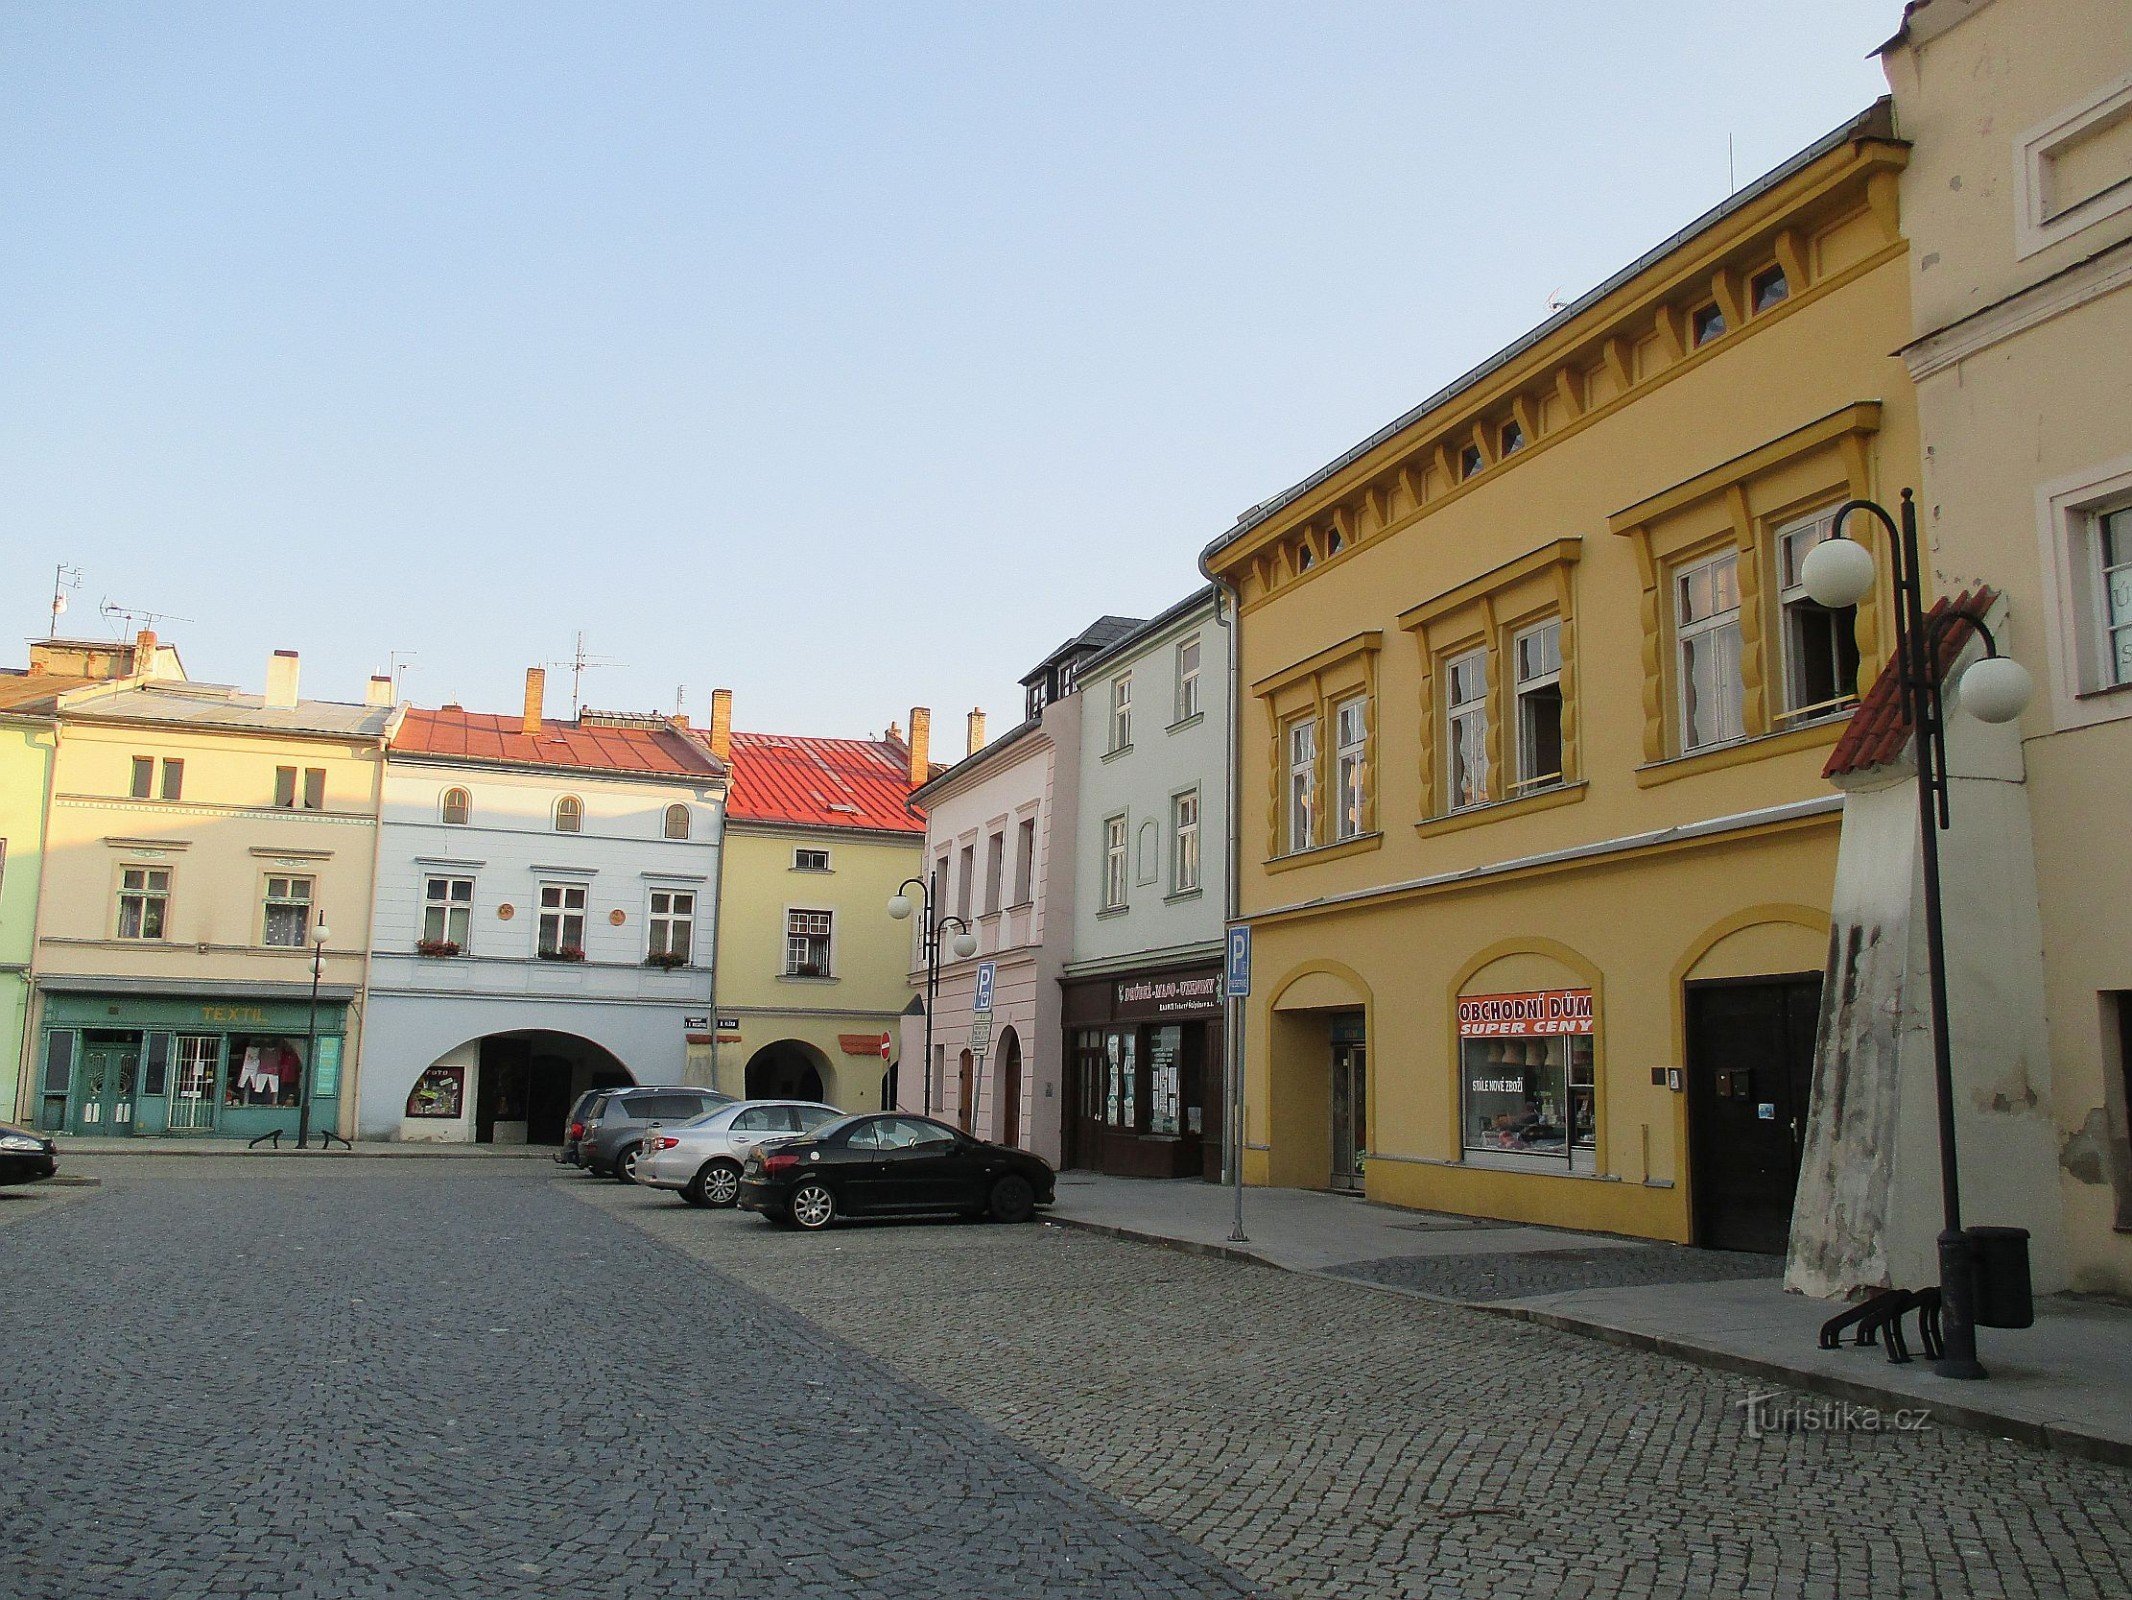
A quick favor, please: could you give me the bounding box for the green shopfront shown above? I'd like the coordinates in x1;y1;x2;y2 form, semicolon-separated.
34;983;353;1141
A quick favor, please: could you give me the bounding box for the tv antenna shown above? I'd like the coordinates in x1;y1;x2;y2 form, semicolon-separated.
388;649;420;700
545;631;624;717
674;683;687;716
99;598;194;638
48;565;82;637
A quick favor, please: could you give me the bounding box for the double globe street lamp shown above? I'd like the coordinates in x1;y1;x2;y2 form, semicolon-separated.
1800;487;2032;1380
888;877;977;1119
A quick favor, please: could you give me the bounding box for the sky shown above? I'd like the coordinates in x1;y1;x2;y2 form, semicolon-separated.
1;2;1898;740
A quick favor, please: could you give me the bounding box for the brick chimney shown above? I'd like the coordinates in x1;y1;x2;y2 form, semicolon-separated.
708;689;733;762
365;674;394;707
965;707;986;757
907;706;930;787
264;650;300;709
521;667;546;735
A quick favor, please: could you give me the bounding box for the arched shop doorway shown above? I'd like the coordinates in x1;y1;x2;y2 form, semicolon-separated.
403;1030;631;1145
997;1029;1023;1149
743;1039;830;1103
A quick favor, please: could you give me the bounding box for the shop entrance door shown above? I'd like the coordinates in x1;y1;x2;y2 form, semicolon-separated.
1330;1040;1366;1193
1686;975;1821;1254
71;1033;141;1134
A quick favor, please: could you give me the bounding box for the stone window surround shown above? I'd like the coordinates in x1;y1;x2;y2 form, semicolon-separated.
1252;632;1381;865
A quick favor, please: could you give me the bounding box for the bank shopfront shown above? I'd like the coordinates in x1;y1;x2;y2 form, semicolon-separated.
1062;961;1224;1180
31;983;353;1142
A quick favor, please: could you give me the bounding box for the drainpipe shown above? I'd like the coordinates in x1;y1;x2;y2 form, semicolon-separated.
1210;575;1247;1243
705;786;729;1094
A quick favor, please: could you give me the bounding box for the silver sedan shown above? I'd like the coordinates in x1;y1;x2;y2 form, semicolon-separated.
636;1099;844;1207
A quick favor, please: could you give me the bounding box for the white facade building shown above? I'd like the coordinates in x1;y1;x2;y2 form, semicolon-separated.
357;670;728;1143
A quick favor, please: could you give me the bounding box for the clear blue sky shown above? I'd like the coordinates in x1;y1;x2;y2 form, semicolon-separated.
1;2;1897;739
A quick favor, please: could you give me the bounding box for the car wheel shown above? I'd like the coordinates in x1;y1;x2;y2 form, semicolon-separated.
789;1182;836;1231
614;1143;643;1185
688;1159;742;1209
988;1174;1036;1224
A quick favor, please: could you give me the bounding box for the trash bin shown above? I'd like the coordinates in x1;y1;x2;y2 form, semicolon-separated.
1967;1225;2034;1329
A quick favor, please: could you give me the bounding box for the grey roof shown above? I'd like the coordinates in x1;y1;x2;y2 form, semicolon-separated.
1200;99;1897;572
1071;585;1218;679
62;680;398;739
1020;614;1148;686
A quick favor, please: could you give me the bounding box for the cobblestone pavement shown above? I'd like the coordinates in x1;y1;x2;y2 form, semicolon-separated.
582;1180;2132;1600
1326;1244;1785;1301
0;1159;1258;1600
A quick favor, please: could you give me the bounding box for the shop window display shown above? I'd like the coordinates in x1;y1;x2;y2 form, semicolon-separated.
224;1036;306;1109
1458;989;1596;1170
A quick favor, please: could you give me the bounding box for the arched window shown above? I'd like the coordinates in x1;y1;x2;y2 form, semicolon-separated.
440;787;470;825
663;803;691;840
554;795;583;833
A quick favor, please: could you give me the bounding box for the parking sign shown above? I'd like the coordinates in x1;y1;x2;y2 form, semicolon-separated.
974;960;997;1016
1226;926;1252;998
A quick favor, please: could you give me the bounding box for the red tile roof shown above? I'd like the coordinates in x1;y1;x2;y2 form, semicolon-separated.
391;708;722;779
1824;587;1996;779
724;731;924;832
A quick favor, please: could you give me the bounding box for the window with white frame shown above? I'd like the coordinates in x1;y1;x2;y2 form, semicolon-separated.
983;833;1003;914
537;882;587;956
1333;695;1368;840
648;890;694;963
1109;674;1132;752
2099;506;2132;689
1446;650;1490;810
1175;637;1201;722
663;804;691;840
1285;716;1318;853
441;786;471;825
554;795;583;833
1776;510;1861;721
793;847;830;871
1514;621;1565;792
117;866;170;939
1676;551;1745;750
261;875;314;948
1012;817;1035;905
785;909;832;976
1172;789;1200;894
956;843;975;920
422;876;473;948
1103;816;1129;910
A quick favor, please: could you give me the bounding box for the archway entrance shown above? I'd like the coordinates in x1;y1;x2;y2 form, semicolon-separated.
402;1030;631;1145
997;1029;1022;1148
743;1039;829;1102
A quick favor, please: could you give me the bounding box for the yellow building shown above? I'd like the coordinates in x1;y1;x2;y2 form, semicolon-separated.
23;644;397;1141
1201;103;1916;1248
699;691;930;1112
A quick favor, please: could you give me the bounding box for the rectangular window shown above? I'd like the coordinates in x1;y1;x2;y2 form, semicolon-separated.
648;890;694;962
1460;997;1597;1169
1109;674;1132;752
422;876;474;948
2101;507;2132;688
983;832;1004;915
170;1035;220;1132
261;875;314;948
1012;817;1036;905
1446;650;1490;810
1103;816;1129;910
1676;551;1745;750
274;766;297;808
956;844;975;920
303;768;325;810
793;848;830;872
1513;621;1565;792
159;759;184;801
1776;511;1862;721
1176;638;1201;722
1285;716;1317;853
130;756;154;799
1172;790;1200;894
1333;695;1368;841
117;866;170;939
537;882;587;956
785;909;832;977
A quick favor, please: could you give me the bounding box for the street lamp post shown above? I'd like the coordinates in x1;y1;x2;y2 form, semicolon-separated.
296;916;331;1151
888;872;977;1118
1801;488;2033;1381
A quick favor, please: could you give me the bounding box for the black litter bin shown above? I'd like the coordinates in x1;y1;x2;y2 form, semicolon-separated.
1968;1225;2034;1329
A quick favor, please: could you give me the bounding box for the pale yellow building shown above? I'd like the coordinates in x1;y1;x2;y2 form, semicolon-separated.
1201;104;1917;1248
699;691;930;1112
23;645;397;1141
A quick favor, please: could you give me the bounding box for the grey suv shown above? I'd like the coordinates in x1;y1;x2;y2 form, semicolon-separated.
580;1087;734;1183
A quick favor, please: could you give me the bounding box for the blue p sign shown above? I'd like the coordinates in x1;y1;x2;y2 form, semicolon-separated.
1225;926;1252;999
974;960;997;1016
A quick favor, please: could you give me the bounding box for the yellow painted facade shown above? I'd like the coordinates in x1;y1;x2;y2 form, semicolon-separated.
708;823;922;1113
1205;107;1916;1242
0;713;60;1114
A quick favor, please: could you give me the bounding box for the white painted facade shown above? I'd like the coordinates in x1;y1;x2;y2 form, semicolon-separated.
358;752;725;1141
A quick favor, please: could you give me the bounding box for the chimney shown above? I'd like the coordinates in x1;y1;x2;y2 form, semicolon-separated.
708;689;733;762
265;649;300;709
907;706;930;787
521;667;546;735
965;707;986;757
133;629;158;679
365;675;394;707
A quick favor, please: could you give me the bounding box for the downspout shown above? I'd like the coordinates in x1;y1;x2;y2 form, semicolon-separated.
705;783;729;1094
354;715;398;1141
1208;570;1246;1240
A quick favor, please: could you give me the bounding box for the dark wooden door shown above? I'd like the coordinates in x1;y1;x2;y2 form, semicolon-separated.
1687;975;1822;1254
1000;1035;1022;1149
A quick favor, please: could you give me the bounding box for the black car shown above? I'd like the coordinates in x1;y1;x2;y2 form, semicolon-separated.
0;1121;58;1187
737;1113;1054;1231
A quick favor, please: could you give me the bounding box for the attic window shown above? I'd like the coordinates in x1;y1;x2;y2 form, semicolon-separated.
1460;443;1484;480
1751;265;1790;313
1295;543;1316;573
1692;303;1727;346
1324;526;1344;557
1499;421;1526;457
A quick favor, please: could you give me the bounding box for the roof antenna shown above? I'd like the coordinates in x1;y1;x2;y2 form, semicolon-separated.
98;598;193;638
49;564;81;637
544;630;625;718
1728;132;1736;194
389;649;419;698
1545;285;1569;315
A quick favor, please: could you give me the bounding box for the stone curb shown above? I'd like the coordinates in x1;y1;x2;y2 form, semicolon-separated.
51;1146;559;1161
1047;1211;2132;1470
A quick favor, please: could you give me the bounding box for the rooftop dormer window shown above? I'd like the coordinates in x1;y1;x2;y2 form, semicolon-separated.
1499;420;1526;457
1751;265;1790;313
1460;443;1484;480
1692;303;1727;347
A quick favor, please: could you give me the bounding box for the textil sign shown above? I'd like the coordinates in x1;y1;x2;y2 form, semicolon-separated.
1457;989;1595;1038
